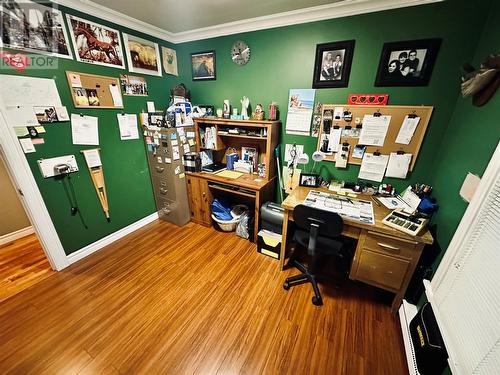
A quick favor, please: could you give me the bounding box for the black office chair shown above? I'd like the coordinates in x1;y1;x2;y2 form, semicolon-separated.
283;204;344;306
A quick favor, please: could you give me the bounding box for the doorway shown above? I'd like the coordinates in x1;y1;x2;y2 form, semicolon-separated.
0;154;54;302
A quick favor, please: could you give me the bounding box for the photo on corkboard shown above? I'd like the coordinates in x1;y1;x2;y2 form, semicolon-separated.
123;34;161;77
66;14;125;69
0;0;72;59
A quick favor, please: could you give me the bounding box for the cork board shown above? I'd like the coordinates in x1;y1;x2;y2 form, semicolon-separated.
66;71;123;109
316;104;433;171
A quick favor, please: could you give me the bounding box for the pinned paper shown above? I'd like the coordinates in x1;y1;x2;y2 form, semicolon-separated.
69;73;82;87
396;116;420;145
55;106;70;121
175;166;181;175
147;101;156;112
117;114;139;140
35;126;46;133
188;139;195;146
170;133;177;140
32;138;45;145
358;153;389;182
71;114;99;145
386;152;412;179
179;173;185;179
14;127;29;137
183;144;190;153
187;131;195;138
171;140;178;146
19;138;36;153
335;144;350;169
109;84;123;107
358;115;391;147
164;157;172;163
172;146;180;160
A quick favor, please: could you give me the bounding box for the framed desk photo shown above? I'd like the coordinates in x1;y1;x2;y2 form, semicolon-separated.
312;40;355;88
374;38;442;87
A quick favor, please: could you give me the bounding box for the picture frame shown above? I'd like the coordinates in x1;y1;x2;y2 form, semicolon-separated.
119;75;148;96
0;0;73;59
241;145;258;171
374;38;442;87
299;173;320;187
191;51;216;81
312;40;355;88
123;34;162;77
66;14;125;69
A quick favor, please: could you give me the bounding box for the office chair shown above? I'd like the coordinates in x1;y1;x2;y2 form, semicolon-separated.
283;204;343;306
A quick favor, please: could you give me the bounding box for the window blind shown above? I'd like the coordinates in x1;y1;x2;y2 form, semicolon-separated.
428;144;500;374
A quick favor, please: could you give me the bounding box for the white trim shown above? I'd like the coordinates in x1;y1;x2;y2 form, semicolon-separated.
51;0;443;44
67;212;159;264
431;141;500;288
0;226;35;246
0;109;69;271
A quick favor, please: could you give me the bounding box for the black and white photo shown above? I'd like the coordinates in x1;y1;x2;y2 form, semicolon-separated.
375;39;442;86
313;40;355;88
0;0;72;59
299;173;320;187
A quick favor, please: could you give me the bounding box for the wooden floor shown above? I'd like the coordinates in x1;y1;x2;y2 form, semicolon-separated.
0;234;54;303
0;220;408;374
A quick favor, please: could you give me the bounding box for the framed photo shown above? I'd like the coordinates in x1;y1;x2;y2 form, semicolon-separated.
66;14;125;69
241;146;258;171
191;51;216;80
0;0;73;59
123;34;161;77
34;106;58;123
374;38;442;87
312;40;355;88
299;173;320;187
120;74;148;96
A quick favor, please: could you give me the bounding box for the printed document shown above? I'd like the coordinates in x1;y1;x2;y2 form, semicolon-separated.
395;115;420;144
358;153;389;182
386;152;412;179
117;114;139;140
71;114;99;145
358;115;391;146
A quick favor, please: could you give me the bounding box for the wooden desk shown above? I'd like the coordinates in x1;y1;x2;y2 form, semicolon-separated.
185;171;275;242
280;186;433;313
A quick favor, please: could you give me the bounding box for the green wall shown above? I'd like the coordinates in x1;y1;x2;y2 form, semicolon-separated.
1;4;181;254
1;0;497;259
428;0;500;259
174;0;490;196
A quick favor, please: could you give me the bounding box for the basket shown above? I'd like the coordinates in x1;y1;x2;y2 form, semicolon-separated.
211;214;239;232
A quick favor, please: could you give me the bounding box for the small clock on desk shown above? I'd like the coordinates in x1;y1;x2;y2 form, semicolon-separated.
231;40;251;65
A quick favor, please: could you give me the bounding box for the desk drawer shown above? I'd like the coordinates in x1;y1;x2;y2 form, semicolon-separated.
355;249;410;292
364;231;418;260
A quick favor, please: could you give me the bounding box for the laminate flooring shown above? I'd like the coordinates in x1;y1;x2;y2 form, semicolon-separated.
0;220;408;374
0;234;53;303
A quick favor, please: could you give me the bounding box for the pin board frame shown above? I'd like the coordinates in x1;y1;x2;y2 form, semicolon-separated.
316;104;433;171
66;71;123;109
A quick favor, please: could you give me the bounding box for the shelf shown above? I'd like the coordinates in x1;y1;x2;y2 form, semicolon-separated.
217;133;268;140
199;146;226;151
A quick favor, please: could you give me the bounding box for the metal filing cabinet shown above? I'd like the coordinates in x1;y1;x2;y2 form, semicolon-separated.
143;126;195;226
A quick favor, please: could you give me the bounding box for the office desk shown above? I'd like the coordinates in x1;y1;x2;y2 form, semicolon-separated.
280;186;433;313
185;172;275;242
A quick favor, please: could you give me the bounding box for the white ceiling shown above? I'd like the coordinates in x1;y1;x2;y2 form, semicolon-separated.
54;0;442;43
90;0;339;33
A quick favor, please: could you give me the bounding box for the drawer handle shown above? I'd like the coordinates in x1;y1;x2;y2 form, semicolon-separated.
156;166;165;173
160;188;168;194
377;242;400;252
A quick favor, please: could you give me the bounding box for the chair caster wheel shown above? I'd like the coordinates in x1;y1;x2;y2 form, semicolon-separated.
312;296;323;306
283;282;290;290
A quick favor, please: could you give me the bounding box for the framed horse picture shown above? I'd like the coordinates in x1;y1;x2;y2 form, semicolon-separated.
66;15;125;69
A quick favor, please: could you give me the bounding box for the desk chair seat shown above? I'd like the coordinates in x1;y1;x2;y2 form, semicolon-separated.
283;204;344;306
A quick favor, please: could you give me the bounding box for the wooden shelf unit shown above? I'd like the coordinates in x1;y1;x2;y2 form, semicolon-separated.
188;118;281;241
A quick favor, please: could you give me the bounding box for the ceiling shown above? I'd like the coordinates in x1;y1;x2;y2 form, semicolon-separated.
89;0;340;33
54;0;442;43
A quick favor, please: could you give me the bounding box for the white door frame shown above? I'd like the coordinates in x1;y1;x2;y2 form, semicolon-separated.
0;108;69;271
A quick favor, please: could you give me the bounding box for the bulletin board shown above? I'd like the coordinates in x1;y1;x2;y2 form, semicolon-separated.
66;71;123;109
316;104;433;171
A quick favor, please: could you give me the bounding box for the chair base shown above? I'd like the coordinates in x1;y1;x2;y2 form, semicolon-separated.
283;260;323;306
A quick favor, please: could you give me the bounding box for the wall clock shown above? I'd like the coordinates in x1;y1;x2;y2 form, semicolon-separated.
231;40;251;65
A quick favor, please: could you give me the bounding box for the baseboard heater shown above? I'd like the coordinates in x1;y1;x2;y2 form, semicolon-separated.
399;299;420;375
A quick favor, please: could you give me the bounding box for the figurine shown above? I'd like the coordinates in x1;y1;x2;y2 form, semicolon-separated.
268;102;278;121
252;103;264;120
241;96;250;119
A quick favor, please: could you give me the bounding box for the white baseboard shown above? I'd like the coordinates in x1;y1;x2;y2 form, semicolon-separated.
0;226;35;246
399;299;420;375
67;212;159;264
